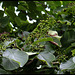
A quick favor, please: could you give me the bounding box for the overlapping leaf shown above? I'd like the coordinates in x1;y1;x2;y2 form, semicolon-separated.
0;68;11;74
37;51;55;67
1;49;29;70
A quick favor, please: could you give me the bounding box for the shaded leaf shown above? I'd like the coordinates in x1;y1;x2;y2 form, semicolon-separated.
0;10;4;17
2;1;18;7
61;30;75;48
18;11;27;21
0;16;9;28
15;17;21;26
52;37;62;47
0;68;11;74
6;6;16;21
71;43;75;47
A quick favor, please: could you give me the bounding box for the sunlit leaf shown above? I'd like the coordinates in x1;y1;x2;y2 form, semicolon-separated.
73;56;75;63
2;49;29;67
60;57;75;70
1;57;19;70
37;51;55;67
71;49;75;56
0;16;9;28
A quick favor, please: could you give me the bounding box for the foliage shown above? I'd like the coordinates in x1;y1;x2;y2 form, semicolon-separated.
0;1;75;74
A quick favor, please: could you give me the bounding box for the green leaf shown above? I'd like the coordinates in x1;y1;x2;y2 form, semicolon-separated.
26;1;42;19
15;17;21;26
32;37;53;45
26;1;37;12
63;1;74;7
71;49;75;56
60;1;63;5
60;57;75;70
0;10;4;17
0;68;11;74
71;43;75;47
73;56;75;63
18;5;27;11
37;51;55;67
61;30;75;48
52;37;62;47
47;1;61;10
0;16;9;28
1;57;19;70
3;38;16;47
18;11;27;21
2;1;18;7
44;42;55;53
6;6;16;21
2;49;29;67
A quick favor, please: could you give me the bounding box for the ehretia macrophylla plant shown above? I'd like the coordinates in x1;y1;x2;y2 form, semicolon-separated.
0;1;75;74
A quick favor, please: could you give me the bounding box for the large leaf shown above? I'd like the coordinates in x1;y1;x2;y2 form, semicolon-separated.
0;68;11;74
37;51;55;67
2;49;29;67
73;56;75;63
61;30;75;48
1;57;19;70
60;57;75;70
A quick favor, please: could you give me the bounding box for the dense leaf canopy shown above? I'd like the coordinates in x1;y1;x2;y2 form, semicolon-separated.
0;1;75;74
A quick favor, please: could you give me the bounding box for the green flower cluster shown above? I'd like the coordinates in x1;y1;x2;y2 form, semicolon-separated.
26;17;56;45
